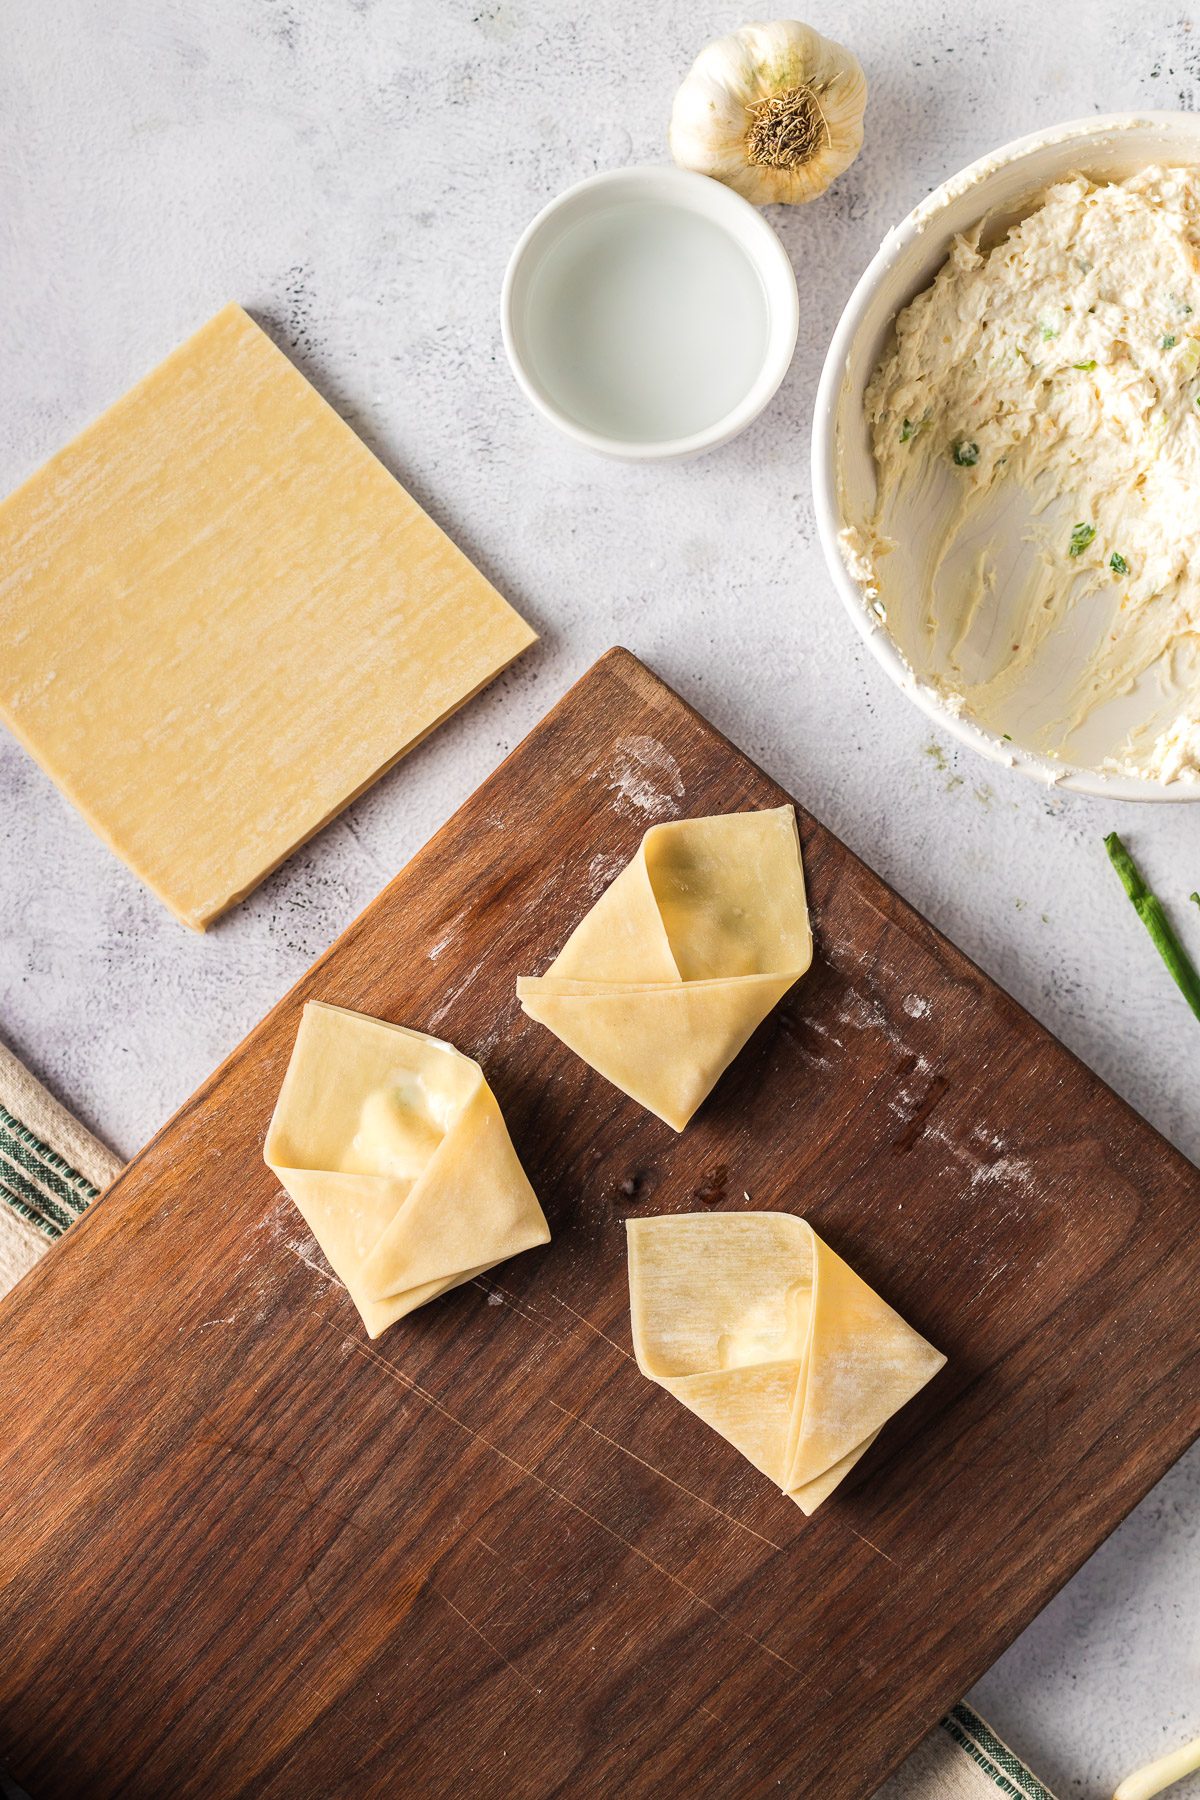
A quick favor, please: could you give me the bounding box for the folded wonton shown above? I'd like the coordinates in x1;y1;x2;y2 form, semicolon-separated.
627;1212;945;1514
516;806;812;1131
264;1002;550;1337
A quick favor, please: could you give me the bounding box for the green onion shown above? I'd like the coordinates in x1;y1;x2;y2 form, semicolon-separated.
1073;359;1097;371
1162;334;1177;349
900;418;916;442
952;441;980;467
1104;835;1200;1022
1069;523;1096;556
1110;551;1129;575
1040;323;1056;340
1192;892;1200;912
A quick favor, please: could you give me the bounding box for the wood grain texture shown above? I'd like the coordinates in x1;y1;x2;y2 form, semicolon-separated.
2;647;1199;1800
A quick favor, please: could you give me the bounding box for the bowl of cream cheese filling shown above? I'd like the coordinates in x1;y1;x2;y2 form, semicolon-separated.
812;112;1200;799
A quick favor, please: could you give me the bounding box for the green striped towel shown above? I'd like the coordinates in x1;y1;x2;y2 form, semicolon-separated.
0;1035;121;1298
880;1704;1057;1800
0;1047;1053;1800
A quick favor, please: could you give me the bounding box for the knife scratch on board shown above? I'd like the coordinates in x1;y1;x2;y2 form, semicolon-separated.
545;1398;785;1553
344;1337;822;1689
472;1276;563;1335
287;1237;348;1290
840;1524;900;1568
549;1291;637;1363
429;1584;543;1697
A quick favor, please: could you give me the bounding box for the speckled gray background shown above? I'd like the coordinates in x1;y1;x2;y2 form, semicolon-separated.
2;3;1199;1796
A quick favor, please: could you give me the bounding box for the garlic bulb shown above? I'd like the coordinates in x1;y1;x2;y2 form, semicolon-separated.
669;21;867;206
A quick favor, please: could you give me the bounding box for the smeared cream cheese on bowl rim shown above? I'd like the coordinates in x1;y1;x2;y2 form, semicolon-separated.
812;113;1200;800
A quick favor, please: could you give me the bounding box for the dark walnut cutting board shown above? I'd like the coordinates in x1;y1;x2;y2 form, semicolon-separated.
3;647;1200;1800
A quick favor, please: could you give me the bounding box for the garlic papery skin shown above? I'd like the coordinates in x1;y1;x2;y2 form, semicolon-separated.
669;21;867;206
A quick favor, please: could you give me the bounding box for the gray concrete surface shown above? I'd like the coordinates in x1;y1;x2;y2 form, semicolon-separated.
2;3;1199;1795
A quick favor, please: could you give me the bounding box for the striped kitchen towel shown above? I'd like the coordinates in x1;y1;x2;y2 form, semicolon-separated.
0;1034;122;1298
879;1703;1057;1800
0;1043;1054;1800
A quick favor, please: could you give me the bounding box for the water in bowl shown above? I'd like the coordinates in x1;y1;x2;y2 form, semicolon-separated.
523;199;770;444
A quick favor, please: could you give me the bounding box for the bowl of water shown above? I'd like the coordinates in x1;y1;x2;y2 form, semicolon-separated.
502;166;799;460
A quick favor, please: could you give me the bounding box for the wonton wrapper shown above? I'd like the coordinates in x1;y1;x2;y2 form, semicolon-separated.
516;807;812;1131
264;1002;550;1337
627;1213;945;1514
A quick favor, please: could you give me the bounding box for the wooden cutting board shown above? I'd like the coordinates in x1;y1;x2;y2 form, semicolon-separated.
3;647;1200;1800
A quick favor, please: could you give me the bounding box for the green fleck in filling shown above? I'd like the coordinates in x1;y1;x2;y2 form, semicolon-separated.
1162;334;1178;349
952;440;979;467
1110;551;1129;575
1073;359;1097;371
1069;523;1096;557
900;418;916;442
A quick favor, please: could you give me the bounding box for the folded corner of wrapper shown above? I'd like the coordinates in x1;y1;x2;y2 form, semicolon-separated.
627;1212;945;1513
265;1011;550;1338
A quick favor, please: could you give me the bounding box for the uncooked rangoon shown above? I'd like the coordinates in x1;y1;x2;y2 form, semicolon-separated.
265;1002;549;1338
517;806;812;1130
627;1211;945;1513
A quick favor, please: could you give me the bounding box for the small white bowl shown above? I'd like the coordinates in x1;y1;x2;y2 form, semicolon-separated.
812;112;1200;801
502;166;799;461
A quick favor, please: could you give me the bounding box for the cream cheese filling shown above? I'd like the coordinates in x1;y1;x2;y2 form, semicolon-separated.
859;166;1200;783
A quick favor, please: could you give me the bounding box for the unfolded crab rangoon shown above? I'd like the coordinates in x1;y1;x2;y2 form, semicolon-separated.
265;1002;550;1338
627;1211;946;1514
516;806;812;1131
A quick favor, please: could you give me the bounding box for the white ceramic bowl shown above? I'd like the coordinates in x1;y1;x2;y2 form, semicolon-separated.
812;112;1200;801
502;166;799;461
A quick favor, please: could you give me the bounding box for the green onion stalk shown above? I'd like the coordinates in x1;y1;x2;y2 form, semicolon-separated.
1104;835;1200;1023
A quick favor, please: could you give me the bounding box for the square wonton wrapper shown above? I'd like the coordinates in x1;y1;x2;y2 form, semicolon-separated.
265;1002;550;1337
0;303;535;930
627;1212;945;1514
517;807;812;1131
